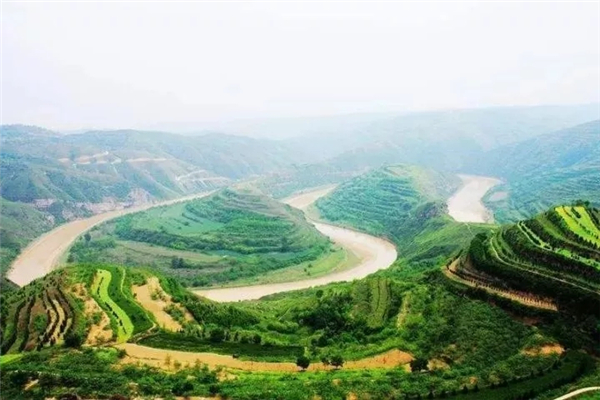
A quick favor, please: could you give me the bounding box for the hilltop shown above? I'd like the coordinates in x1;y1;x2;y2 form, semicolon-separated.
68;188;332;286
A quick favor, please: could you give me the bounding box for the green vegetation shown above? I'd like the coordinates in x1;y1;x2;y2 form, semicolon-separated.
315;165;459;237
455;204;600;330
315;165;491;266
477;120;600;222
91;269;133;342
0;198;55;283
69;188;332;286
0;270;86;354
2;265;597;399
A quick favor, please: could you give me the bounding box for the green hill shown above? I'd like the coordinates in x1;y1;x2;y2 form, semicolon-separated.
0;125;310;207
314;166;491;264
468;120;600;222
315;165;459;236
69;188;331;286
452;204;600;320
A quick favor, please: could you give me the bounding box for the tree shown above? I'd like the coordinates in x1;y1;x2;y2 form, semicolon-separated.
410;357;429;372
210;328;225;343
172;380;194;396
252;333;262;344
64;331;84;348
84;233;91;243
320;356;330;367
296;355;310;371
330;354;344;369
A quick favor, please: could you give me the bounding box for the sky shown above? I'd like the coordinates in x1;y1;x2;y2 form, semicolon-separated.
2;2;599;131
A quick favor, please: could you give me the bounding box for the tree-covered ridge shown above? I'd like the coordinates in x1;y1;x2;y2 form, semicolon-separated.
70;188;331;286
473;120;600;222
455;204;600;323
315;165;459;237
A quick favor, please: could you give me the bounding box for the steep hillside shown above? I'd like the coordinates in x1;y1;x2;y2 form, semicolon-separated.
469;120;600;222
451;204;600;321
69;188;331;286
316;165;459;236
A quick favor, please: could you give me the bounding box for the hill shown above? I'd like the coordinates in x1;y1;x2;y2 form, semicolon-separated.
68;188;332;286
0;125;308;208
3;261;594;400
468;120;600;222
450;203;600;322
314;166;491;264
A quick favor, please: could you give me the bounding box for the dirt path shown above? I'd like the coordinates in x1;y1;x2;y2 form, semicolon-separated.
7;192;214;287
194;186;398;302
553;387;600;400
133;277;193;331
447;175;501;223
118;343;412;372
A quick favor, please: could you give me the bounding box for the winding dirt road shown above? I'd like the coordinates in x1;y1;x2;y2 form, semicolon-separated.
553;387;600;400
194;186;398;302
447;174;501;223
7;192;214;287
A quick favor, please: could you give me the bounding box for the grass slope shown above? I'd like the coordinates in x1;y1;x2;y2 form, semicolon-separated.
1;259;597;399
91;269;133;342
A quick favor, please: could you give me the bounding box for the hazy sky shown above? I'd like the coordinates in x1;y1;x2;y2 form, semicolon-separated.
2;2;599;130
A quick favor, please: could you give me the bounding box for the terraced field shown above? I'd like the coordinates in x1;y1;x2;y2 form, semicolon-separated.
315;166;459;237
91;269;133;342
0;273;82;354
452;204;600;316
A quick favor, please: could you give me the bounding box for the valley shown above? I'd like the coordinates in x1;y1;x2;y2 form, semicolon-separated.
1;121;599;400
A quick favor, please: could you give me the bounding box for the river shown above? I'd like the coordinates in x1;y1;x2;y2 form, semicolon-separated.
447;174;501;223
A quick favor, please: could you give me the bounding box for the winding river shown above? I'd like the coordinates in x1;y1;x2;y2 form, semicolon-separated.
7;174;499;300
